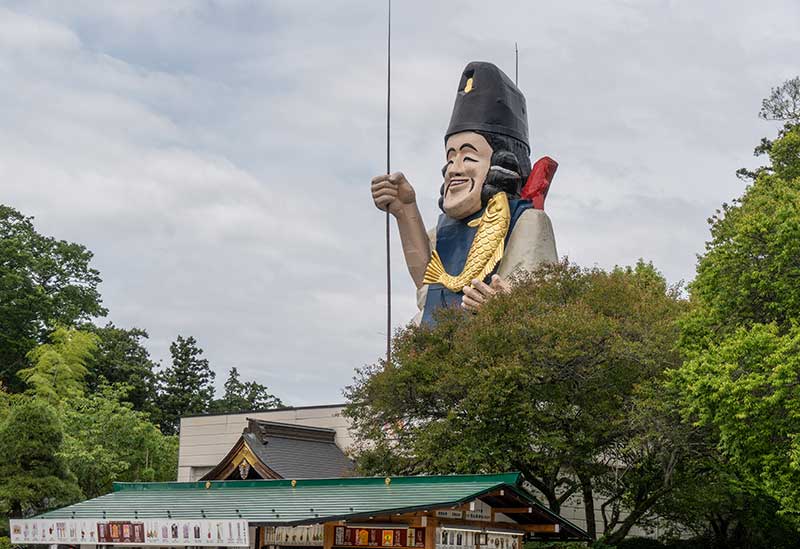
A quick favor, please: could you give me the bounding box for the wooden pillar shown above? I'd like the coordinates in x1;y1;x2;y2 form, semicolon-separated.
424;518;438;549
324;522;336;549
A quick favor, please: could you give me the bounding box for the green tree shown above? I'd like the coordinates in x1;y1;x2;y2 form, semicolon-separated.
0;206;105;391
61;385;178;499
156;335;215;435
345;260;687;544
84;323;158;412
210;367;283;414
674;324;800;519
736;77;799;182
18;326;98;403
673;77;800;522
0;397;81;534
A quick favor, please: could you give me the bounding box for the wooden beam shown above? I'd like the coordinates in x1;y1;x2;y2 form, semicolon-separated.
519;524;559;534
492;507;533;514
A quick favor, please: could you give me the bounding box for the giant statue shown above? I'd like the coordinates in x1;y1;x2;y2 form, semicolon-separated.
371;61;558;324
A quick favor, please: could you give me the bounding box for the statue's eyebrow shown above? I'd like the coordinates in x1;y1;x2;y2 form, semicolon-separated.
460;143;478;152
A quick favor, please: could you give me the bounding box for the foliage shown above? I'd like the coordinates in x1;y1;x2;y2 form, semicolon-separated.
652;448;800;548
61;385;178;499
684;127;800;348
156;335;216;435
673;325;800;518
18;326;98;403
345;259;687;543
0;205;105;391
210;367;283;414
672;78;800;529
84;323;158;412
0;397;81;532
759;77;800;123
523;542;588;549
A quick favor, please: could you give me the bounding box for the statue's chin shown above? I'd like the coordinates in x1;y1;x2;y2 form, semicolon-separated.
443;197;482;220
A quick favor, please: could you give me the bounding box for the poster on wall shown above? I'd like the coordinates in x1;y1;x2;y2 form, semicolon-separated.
333;526;425;548
10;518;250;546
263;525;324;546
435;528;521;549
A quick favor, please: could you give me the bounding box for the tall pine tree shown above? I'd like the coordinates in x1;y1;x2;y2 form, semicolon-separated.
155;336;215;435
210;367;283;414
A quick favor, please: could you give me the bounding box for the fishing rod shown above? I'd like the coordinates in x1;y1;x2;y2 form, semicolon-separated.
385;0;392;366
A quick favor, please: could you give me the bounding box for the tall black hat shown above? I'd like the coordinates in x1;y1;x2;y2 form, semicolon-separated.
445;61;529;150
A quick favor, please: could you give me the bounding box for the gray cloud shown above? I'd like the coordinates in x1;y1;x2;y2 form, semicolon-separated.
1;1;797;405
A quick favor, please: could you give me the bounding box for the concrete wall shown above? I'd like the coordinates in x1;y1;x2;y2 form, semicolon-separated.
177;404;352;482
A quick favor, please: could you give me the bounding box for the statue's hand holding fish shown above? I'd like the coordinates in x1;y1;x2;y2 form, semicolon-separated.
423;191;511;292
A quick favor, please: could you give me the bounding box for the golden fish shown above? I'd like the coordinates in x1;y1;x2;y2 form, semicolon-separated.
423;192;511;292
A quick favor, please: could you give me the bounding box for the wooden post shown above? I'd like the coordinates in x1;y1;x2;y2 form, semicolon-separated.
424;518;437;549
324;522;336;549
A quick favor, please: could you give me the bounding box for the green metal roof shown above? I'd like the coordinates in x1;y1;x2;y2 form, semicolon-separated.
38;473;523;524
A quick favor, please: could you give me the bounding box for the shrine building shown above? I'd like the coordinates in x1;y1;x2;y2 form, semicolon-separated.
11;405;590;547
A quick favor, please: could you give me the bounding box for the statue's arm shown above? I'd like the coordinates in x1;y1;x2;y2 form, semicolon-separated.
394;203;431;288
371;172;431;288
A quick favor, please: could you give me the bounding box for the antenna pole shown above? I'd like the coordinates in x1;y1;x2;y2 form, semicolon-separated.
515;42;519;86
385;0;392;365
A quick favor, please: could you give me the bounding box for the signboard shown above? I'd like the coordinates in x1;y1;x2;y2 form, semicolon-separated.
333;526;425;548
10;518;250;546
263;525;324;546
465;500;491;522
435;510;464;520
99;521;145;543
435;501;491;523
436;528;521;549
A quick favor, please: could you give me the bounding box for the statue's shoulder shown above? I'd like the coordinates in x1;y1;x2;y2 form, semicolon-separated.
499;208;557;279
514;207;553;229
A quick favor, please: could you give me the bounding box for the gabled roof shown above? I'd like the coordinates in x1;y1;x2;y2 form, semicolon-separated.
200;419;354;481
35;473;588;540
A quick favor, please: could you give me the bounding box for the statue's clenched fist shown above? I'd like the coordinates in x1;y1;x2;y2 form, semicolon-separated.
371;172;417;216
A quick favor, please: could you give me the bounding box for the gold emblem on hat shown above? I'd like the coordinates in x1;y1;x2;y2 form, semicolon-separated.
464;77;474;93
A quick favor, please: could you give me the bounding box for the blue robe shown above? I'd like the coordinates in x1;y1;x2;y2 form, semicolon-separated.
421;197;532;325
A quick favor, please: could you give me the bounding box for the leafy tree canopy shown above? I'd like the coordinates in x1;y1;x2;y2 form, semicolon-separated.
346;260;687;543
0;205;105;391
84;323;158;413
684;125;800;349
0;397;81;533
674;77;800;524
18;326;98;403
61;385;178;499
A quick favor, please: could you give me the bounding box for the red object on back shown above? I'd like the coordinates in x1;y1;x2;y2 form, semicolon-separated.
521;156;558;209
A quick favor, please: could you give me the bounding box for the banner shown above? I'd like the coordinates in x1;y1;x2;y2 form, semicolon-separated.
10;518;250;546
333;526;425;548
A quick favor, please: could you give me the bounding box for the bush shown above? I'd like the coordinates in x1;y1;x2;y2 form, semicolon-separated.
614;538;663;549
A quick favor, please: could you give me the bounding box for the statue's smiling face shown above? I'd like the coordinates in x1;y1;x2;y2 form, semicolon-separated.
443;131;492;219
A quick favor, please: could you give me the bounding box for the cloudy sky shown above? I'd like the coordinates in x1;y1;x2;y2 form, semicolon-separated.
1;1;797;405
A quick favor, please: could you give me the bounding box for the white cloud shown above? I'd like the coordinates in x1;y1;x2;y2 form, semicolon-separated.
1;0;797;404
